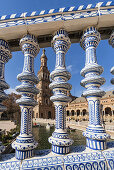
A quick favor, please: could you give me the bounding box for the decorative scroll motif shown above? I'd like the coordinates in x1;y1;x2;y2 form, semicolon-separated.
109;31;114;85
80;27;110;150
48;29;73;154
88;99;100;125
55;105;66;129
12;34;40;160
0;160;21;170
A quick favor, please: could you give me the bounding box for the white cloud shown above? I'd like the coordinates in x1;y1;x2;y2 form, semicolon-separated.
5;88;19;94
66;65;72;71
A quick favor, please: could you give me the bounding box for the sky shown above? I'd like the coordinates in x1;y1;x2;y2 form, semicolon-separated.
1;0;113;97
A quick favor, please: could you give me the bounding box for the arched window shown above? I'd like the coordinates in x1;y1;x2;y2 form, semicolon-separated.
71;110;74;116
40;113;43;118
46;99;48;105
36;113;38;118
82;109;87;116
77;110;80;116
105;107;112;116
48;111;51;119
67;110;69;116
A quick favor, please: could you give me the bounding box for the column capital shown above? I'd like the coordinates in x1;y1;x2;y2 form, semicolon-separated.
51;29;71;53
20;34;40;57
80;27;101;50
109;31;114;47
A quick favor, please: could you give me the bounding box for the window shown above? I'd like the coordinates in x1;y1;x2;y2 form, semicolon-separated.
71;110;74;116
46;99;48;105
67;111;69;116
36;113;38;118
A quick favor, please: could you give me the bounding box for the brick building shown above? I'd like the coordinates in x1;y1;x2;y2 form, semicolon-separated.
33;49;55;119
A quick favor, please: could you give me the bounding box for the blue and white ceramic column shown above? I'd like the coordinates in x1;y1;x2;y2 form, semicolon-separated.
80;27;110;150
109;31;114;85
0;40;12;116
48;29;73;154
0;40;12;154
12;34;40;160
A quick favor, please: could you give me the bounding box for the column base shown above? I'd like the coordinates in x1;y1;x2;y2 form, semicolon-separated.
48;131;73;154
12;135;38;160
83;125;110;150
15;149;34;160
86;138;106;150
52;145;70;154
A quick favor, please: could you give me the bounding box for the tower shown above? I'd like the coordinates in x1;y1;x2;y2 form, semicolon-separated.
34;49;55;119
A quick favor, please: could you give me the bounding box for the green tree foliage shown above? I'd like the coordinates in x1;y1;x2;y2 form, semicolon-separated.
2;93;21;125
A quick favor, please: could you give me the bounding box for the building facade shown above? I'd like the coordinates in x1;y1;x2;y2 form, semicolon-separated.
33;49;55;119
66;91;114;122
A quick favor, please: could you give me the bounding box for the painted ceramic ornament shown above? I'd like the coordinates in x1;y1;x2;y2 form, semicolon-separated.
48;29;73;154
80;27;110;150
12;34;40;160
109;31;114;85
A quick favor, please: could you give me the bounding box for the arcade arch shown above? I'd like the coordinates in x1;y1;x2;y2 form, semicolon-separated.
77;110;80;116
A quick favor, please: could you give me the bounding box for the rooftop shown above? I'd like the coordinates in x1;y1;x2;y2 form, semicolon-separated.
71;90;114;103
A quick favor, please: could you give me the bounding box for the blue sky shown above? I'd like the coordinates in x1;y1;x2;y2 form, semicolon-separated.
1;0;113;97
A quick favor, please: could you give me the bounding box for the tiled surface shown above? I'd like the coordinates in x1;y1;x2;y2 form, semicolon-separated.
0;1;114;28
22;155;64;170
0;1;114;21
0;147;114;169
103;149;114;170
64;151;107;170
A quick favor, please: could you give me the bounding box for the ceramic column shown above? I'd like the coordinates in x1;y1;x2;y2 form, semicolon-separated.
0;40;12;154
80;27;110;150
48;29;73;154
112;110;113;121
109;31;114;85
12;34;40;160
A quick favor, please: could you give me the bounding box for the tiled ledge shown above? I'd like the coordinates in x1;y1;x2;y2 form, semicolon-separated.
0;1;114;51
0;144;114;170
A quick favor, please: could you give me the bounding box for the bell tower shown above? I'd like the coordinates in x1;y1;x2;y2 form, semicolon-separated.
34;49;55;119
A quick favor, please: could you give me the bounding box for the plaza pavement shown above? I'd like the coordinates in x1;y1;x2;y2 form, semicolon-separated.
0;119;113;139
0;120;16;133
